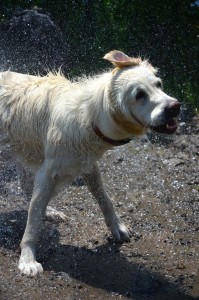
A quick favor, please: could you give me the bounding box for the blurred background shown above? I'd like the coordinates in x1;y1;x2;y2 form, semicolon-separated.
0;0;198;110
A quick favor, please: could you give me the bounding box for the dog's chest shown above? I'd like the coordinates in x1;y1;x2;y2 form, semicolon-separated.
48;148;106;179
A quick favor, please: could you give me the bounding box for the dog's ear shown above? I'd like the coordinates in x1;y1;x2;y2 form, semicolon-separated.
103;50;141;68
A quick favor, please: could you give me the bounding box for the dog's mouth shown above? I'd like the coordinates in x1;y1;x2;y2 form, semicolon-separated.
150;118;178;134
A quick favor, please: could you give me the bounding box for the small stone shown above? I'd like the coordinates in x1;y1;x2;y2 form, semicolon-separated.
176;263;186;270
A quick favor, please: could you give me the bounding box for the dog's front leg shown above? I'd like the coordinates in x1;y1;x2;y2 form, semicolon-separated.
83;163;130;242
19;166;67;222
18;164;56;276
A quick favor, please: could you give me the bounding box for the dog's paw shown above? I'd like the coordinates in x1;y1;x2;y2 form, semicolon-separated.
45;206;68;222
110;219;130;242
18;261;43;277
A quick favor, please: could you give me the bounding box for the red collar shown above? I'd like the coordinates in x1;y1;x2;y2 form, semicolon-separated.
93;124;131;146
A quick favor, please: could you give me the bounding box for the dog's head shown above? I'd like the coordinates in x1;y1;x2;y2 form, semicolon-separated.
104;50;181;136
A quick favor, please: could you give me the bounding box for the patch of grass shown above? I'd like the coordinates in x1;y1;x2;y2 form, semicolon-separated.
193;185;199;192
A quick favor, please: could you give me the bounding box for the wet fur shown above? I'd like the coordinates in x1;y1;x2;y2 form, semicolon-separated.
0;51;178;276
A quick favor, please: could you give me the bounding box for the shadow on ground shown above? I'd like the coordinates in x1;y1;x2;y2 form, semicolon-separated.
0;209;194;300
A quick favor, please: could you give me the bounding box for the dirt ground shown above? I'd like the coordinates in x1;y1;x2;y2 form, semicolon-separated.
0;113;198;300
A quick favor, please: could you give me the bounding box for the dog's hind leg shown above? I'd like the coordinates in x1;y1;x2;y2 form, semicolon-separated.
83;163;130;242
18;163;57;276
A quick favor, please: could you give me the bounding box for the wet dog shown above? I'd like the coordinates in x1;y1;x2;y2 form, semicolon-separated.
0;50;180;276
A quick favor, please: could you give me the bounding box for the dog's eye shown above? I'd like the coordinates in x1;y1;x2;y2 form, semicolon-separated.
156;81;162;89
136;90;146;101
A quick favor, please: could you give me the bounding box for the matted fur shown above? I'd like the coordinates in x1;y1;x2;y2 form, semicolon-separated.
0;50;180;276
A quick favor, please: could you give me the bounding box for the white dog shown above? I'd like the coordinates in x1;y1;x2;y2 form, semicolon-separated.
0;50;180;276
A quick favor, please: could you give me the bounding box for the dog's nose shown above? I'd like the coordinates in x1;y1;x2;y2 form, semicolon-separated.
164;101;181;118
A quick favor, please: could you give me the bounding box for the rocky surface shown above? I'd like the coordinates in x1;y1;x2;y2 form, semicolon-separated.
0;114;198;300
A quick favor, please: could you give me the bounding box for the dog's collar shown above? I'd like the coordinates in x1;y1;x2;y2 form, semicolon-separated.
92;124;131;146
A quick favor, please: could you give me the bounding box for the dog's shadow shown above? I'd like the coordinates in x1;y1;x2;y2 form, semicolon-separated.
0;210;193;300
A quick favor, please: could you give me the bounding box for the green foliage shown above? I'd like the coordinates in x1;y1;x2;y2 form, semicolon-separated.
0;0;198;109
164;79;198;112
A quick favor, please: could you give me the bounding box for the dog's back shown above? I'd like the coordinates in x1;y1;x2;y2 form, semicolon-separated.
0;71;73;163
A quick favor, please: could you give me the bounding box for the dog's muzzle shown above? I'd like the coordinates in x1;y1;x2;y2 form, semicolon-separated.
150;101;181;134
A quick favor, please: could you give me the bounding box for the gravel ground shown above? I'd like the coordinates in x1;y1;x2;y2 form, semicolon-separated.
0;114;198;300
